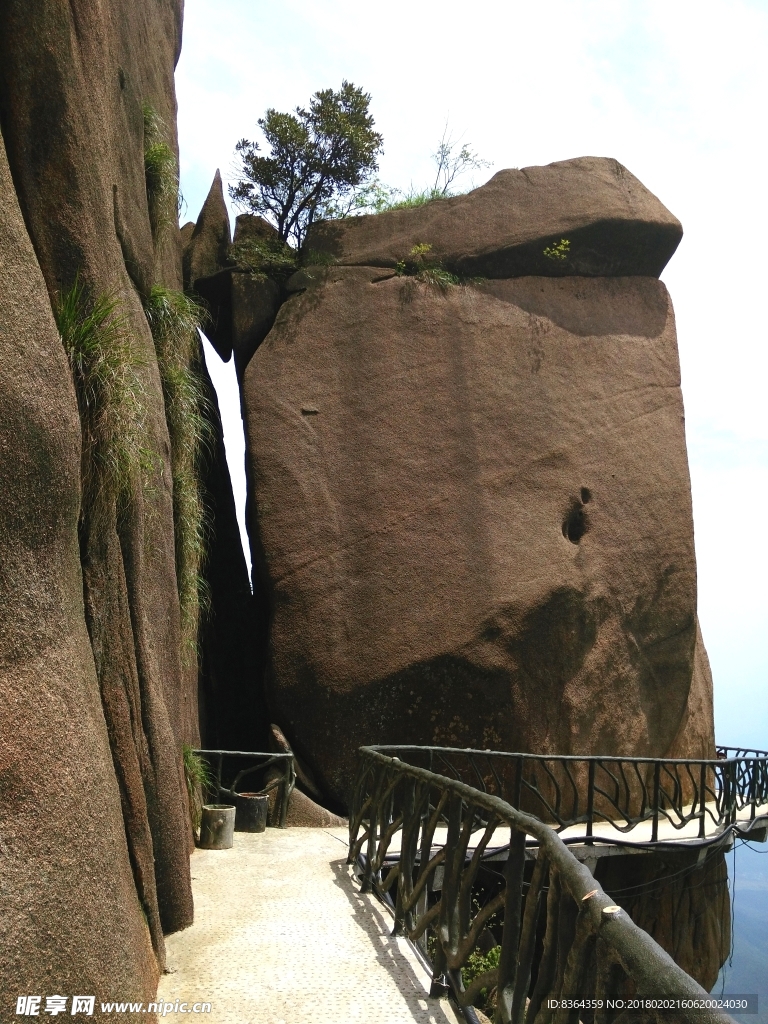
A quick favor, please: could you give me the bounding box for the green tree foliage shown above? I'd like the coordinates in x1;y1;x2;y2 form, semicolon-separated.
229;81;383;248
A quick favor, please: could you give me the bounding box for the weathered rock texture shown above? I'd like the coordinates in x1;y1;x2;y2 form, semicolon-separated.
245;267;713;802
242;160;712;808
0;122;158;1013
306;157;682;278
241;157;722;984
598;849;730;990
182;170;231;293
188;194;282;375
0;0;240;1010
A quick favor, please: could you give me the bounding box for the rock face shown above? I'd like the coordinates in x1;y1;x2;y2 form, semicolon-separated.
190;192;283;375
182;170;232;292
0;0;217;1008
598;849;730;990
242;160;713;808
306;157;682;278
0;124;158;1009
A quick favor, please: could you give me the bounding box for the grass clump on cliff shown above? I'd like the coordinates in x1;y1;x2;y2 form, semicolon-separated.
55;276;150;519
143;103;180;240
396;243;460;292
143;286;213;658
182;745;214;832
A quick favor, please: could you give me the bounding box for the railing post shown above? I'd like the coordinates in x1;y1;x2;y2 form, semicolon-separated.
277;755;293;828
393;777;417;936
729;760;737;826
495;827;526;1024
514;756;523;810
362;764;383;894
699;762;707;838
586;760;595;846
651;761;661;842
750;758;757;822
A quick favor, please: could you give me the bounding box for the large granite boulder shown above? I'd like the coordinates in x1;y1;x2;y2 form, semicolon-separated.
242;161;713;809
0;125;158;1010
0;0;206;1006
306;157;682;278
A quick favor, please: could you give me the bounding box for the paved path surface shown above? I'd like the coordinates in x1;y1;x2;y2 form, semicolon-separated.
158;828;461;1024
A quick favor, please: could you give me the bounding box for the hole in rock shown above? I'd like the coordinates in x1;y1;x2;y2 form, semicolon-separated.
563;503;588;544
581;486;592;503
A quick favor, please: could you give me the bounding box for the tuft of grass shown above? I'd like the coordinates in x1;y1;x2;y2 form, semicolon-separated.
143;103;179;240
55;276;151;520
379;187;447;212
418;266;460;291
182;744;214;832
143;286;213;659
395;243;460;292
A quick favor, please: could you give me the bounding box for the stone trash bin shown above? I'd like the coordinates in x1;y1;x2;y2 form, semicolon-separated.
234;792;270;833
198;804;235;850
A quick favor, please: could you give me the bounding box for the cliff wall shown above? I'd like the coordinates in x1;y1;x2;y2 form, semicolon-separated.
0;0;224;1011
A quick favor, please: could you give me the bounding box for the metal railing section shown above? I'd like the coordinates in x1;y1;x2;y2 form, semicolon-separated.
349;747;734;1024
193;749;295;828
357;745;768;846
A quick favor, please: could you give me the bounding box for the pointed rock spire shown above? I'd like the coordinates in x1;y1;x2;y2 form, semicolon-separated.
182;169;231;291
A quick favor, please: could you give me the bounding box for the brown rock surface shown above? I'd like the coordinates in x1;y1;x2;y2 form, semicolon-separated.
183;170;231;293
0;125;158;1009
187;197;283;370
243;264;711;803
233;213;281;245
306;157;682;279
282;789;347;828
0;0;200;1005
598;849;730;990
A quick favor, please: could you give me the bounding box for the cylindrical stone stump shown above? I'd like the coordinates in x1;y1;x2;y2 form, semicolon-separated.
198;804;235;850
234;792;269;833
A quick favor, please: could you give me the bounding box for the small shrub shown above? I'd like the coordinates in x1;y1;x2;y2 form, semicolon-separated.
462;944;501;1012
143;103;179;240
228;236;299;278
143;286;213;659
55;276;150;521
543;237;571;261
182;745;214;832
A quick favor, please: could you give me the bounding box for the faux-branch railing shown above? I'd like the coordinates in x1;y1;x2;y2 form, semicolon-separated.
194;749;295;827
349;747;741;1024
351;745;768;846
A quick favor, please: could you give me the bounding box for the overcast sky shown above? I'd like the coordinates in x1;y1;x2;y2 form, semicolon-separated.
176;0;768;749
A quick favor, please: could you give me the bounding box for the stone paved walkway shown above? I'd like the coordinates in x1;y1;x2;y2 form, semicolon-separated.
158;828;461;1024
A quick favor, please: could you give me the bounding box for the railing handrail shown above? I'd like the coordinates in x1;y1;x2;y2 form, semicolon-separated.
352;747;734;1024
368;742;768;766
361;744;768;848
192;748;294;758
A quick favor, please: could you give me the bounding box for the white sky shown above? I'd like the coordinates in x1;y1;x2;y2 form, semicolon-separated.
176;0;768;749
